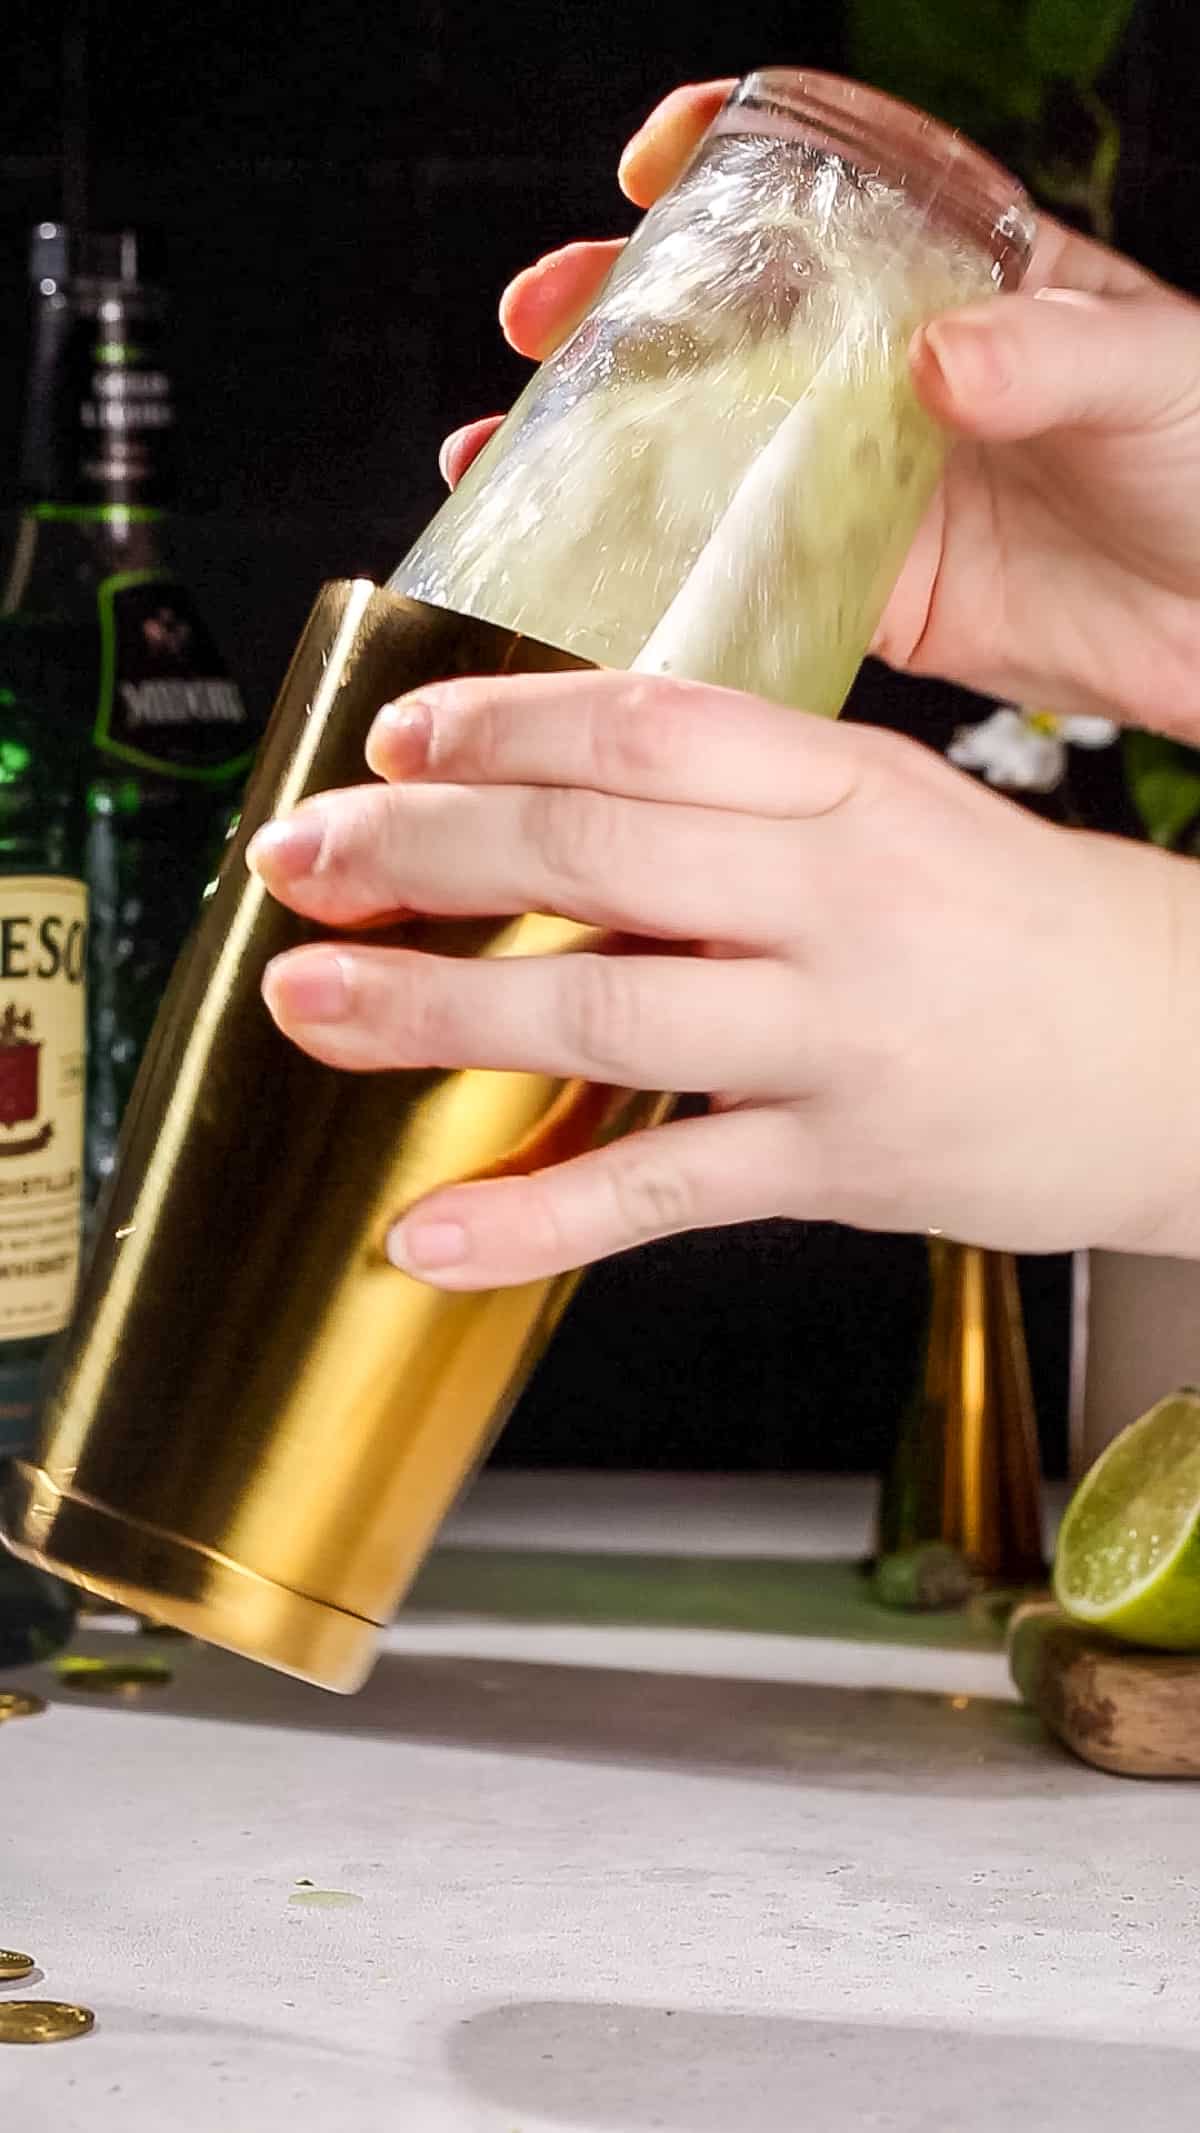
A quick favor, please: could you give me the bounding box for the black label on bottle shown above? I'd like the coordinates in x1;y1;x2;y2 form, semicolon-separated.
77;334;172;494
56;304;176;508
94;572;254;781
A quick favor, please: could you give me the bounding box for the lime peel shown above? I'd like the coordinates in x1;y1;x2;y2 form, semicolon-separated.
1053;1389;1200;1650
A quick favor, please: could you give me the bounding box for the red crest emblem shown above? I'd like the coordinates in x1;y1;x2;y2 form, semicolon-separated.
0;1004;40;1131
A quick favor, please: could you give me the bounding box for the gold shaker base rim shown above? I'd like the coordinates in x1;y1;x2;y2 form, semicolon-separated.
3;1463;379;1694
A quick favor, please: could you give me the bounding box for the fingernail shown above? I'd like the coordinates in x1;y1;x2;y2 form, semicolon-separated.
386;1216;468;1272
366;697;433;779
919;314;1011;402
616;140;640;189
617;118;654;181
247;811;325;880
437;430;460;485
264;948;351;1023
1034;285;1096;311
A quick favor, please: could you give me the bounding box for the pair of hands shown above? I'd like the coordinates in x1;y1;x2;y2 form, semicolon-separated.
250;81;1200;1286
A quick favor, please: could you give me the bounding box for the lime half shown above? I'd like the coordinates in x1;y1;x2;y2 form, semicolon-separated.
1053;1389;1200;1648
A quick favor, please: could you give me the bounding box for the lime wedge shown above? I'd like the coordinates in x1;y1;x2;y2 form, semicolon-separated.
1053;1389;1200;1648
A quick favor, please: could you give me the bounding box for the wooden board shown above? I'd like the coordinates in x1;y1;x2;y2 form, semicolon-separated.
1008;1600;1200;1778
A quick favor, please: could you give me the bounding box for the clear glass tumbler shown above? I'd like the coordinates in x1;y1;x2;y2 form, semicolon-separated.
397;68;1034;714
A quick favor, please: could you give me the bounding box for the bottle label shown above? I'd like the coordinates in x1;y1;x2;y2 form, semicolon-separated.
0;877;87;1346
46;303;177;508
94;570;255;782
75;319;174;499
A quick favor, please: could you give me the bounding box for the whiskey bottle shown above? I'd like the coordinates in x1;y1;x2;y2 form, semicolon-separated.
0;629;87;1666
1;225;258;1209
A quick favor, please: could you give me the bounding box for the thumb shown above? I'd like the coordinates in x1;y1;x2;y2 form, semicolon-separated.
911;289;1200;441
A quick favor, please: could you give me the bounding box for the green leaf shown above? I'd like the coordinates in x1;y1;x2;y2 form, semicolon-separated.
1123;731;1200;849
846;0;1047;136
1024;0;1137;87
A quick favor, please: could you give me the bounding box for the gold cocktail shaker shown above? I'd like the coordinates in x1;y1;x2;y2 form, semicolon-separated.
8;585;644;1690
3;74;1033;1688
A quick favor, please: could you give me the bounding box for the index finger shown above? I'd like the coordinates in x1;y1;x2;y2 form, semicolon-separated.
365;670;861;821
618;80;735;206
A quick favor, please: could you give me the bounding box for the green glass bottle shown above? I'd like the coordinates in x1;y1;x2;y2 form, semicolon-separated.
0;231;89;1664
2;224;259;1212
0;601;88;1659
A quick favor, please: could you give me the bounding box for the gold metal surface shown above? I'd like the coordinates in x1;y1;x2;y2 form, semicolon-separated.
0;1953;34;1981
5;583;669;1691
0;1691;45;1723
880;1240;1045;1584
0;2002;94;2044
938;1244;1044;1582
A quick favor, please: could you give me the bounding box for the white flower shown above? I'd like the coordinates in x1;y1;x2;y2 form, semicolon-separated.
947;706;1119;794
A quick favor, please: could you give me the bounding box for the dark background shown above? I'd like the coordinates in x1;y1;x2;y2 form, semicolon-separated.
3;1;1196;1475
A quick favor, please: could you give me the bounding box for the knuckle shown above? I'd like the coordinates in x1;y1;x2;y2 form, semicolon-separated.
471;692;510;780
813;1101;921;1229
450;684;506;779
315;786;393;887
855;720;943;800
518;1178;571;1261
525;785;620;897
559;955;644;1075
841;721;908;795
418;680;493;775
379;953;459;1062
589;679;695;786
607;1147;698;1245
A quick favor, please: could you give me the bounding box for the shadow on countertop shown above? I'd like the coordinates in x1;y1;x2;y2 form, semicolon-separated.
20;1623;1068;1800
448;1998;1200;2133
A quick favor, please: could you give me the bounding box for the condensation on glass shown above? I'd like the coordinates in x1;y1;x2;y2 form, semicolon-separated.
396;69;1034;717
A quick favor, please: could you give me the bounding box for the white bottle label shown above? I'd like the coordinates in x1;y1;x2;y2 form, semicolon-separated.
0;877;87;1341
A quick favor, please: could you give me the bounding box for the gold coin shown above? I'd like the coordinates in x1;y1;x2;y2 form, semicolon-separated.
0;1953;34;1981
0;1692;45;1724
0;2002;94;2045
53;1656;172;1695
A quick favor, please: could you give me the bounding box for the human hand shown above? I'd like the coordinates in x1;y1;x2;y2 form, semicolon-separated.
249;672;1200;1285
443;81;1200;742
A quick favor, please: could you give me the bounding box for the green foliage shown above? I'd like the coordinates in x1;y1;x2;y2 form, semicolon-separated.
1123;732;1200;850
846;0;1137;143
845;0;1044;142
1023;0;1138;88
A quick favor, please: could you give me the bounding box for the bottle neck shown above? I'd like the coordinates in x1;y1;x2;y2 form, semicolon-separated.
3;504;170;618
19;272;177;513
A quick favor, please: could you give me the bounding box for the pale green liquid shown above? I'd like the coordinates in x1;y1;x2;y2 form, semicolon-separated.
395;134;997;718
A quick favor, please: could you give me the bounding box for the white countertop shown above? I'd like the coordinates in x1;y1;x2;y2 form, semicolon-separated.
3;1473;1198;2132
